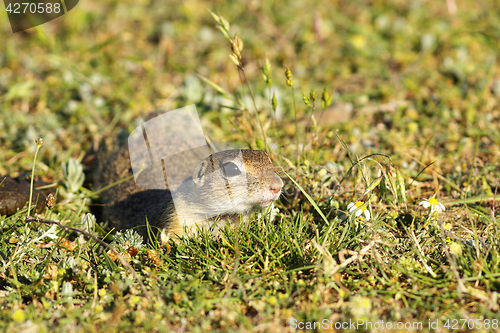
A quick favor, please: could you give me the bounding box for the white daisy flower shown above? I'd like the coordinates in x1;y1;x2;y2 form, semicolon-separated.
347;201;370;221
418;196;446;214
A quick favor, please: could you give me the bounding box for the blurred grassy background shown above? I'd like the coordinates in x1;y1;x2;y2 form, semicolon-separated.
1;0;500;331
1;0;499;176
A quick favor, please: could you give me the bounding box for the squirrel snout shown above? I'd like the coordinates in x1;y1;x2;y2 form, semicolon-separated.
269;178;283;194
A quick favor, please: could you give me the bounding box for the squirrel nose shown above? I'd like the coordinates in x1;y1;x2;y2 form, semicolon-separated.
269;178;283;194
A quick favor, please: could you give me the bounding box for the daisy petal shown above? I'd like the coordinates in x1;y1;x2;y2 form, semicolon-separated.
364;209;370;221
419;201;430;208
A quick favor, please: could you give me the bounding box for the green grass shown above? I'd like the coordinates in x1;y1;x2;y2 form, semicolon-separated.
1;0;500;331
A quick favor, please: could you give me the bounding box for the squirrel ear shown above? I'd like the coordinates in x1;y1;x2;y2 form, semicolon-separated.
192;160;207;187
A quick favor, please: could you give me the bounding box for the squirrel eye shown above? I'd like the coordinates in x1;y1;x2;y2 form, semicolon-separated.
222;162;241;178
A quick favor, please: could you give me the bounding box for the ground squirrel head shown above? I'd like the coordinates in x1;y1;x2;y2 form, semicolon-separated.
175;149;283;221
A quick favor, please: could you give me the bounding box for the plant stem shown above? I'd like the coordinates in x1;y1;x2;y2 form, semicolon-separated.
239;64;268;152
27;143;42;218
291;86;299;169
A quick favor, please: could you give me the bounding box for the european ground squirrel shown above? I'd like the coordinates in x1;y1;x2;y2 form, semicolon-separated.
93;117;283;241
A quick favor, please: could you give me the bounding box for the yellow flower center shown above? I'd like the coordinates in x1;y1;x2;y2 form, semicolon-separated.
354;201;365;208
428;197;438;206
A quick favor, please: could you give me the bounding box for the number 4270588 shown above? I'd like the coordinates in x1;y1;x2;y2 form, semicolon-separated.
444;319;498;330
5;2;61;14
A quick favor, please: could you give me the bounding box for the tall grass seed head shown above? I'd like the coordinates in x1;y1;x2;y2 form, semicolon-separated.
302;94;311;107
211;12;231;40
230;35;242;60
235;34;243;53
209;11;221;25
229;54;240;66
262;59;273;87
263;59;271;76
309;89;316;102
285;67;293;87
321;88;333;108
